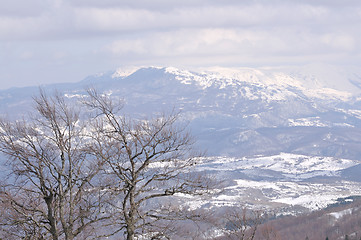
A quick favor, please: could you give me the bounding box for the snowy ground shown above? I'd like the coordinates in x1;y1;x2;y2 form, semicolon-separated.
183;153;361;214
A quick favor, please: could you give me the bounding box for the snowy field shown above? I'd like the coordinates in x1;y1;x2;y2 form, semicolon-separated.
182;153;361;214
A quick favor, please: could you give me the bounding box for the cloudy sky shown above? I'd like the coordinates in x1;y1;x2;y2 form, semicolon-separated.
1;0;361;89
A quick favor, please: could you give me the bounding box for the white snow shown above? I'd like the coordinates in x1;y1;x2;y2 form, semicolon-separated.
184;153;361;213
164;66;354;102
329;208;353;219
112;66;140;78
197;153;358;178
288;117;329;127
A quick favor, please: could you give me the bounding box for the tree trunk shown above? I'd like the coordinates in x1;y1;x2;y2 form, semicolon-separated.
44;193;59;240
127;225;135;240
126;185;136;240
65;230;74;240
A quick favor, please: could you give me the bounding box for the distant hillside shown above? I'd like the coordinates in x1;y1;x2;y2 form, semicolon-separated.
2;66;361;159
1;66;361;229
250;197;361;240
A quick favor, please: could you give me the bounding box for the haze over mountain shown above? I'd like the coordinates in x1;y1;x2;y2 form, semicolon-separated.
2;65;361;159
2;65;361;214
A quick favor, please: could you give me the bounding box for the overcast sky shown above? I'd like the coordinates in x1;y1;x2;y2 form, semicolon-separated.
1;0;361;89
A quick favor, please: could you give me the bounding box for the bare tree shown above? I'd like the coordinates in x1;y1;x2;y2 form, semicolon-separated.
259;223;281;240
85;89;212;240
0;89;213;239
0;90;110;240
216;208;264;240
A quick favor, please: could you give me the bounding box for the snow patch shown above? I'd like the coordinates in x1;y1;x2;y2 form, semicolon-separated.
112;66;140;78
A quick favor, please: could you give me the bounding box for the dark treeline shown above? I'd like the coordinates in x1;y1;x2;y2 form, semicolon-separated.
250;198;361;240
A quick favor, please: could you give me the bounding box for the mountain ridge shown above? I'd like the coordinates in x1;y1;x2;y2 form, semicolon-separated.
2;66;361;159
2;66;361;214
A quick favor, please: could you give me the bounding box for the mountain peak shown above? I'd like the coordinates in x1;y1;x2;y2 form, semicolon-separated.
2;65;361;160
111;66;141;78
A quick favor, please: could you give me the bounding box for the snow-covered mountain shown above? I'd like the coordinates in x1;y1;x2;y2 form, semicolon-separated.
2;65;361;213
2;66;361;159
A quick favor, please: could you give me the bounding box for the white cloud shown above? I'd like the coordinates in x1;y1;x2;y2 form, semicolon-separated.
0;0;52;17
1;0;361;89
19;51;34;60
321;34;356;51
104;28;359;63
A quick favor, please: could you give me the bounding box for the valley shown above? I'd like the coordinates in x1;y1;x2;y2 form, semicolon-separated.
1;66;361;238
